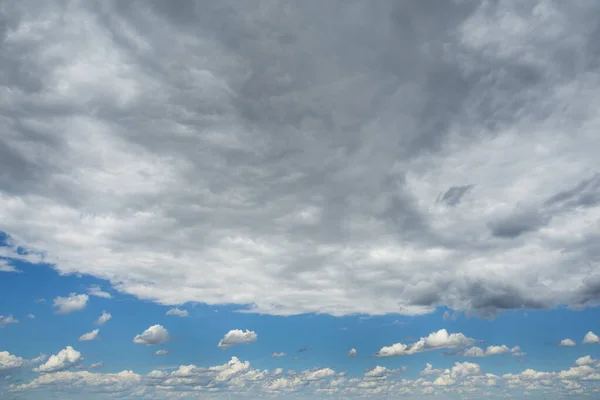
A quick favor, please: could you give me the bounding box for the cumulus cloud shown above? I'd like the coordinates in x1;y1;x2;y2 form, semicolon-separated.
79;329;100;341
155;350;168;356
0;315;19;327
375;329;475;357
0;351;24;371
0;0;599;320
348;348;357;357
88;362;103;369
53;294;88;315
96;311;111;325
575;355;597;366
33;346;83;373
26;313;35;319
88;285;112;299
462;345;513;357
272;352;287;358
133;325;170;346
0;259;20;273
582;331;600;344
560;338;577;346
166;308;188;317
218;329;258;349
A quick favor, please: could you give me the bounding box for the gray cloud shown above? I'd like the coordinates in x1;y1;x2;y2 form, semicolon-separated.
0;0;599;318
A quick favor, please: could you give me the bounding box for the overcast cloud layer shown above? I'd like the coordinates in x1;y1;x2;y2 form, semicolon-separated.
1;0;600;317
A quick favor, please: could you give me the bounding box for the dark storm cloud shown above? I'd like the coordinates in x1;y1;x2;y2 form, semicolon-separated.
0;0;599;318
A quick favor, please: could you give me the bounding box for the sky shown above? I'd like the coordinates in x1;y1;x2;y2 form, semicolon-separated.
1;0;600;398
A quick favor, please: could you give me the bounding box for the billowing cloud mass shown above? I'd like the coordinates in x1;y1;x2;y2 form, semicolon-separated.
0;0;598;319
582;331;600;344
348;348;357;357
218;329;258;349
33;346;82;373
96;311;111;325
133;325;170;346
0;351;24;371
376;329;475;357
166;308;188;317
560;338;577;347
0;315;19;327
53;294;88;315
79;329;99;341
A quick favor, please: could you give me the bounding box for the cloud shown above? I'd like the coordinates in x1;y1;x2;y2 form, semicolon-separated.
88;285;112;299
79;329;100;341
375;329;475;357
88;362;103;369
0;259;21;273
33;346;83;373
0;351;24;371
272;352;287;358
462;345;512;357
155;350;169;356
582;331;600;344
218;329;257;349
421;363;445;376
0;0;599;320
559;338;577;346
166;308;188;317
96;311;111;325
26;313;35;319
53;293;89;315
133;325;170;346
575;355;597;366
0;315;19;327
348;348;357;357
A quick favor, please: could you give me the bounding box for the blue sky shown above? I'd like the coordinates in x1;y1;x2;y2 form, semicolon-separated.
2;0;600;398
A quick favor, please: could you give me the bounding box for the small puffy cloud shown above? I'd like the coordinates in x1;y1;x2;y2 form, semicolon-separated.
0;351;24;371
53;293;89;314
375;329;475;357
0;315;19;327
463;345;511;357
559;338;577;346
0;259;21;273
26;313;35;319
166;308;188;317
421;363;445;376
96;311;111;325
348;348;357;357
272;352;287;358
88;285;112;299
575;355;597;366
582;331;600;344
88;362;103;369
133;325;170;345
79;329;100;341
155;350;169;356
218;329;257;349
364;366;389;378
33;346;83;373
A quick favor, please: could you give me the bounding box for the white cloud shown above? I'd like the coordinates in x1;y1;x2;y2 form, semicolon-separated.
26;313;35;319
348;348;357;357
155;350;169;356
96;311;111;325
364;366;389;378
575;355;597;366
88;362;103;369
376;329;475;357
33;346;83;373
272;352;287;358
582;331;600;344
166;308;188;317
217;329;257;349
0;0;599;321
133;325;170;345
53;293;88;314
79;329;100;341
0;315;19;327
560;338;577;346
88;285;112;299
463;345;511;357
0;351;24;371
421;363;445;376
0;259;21;273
